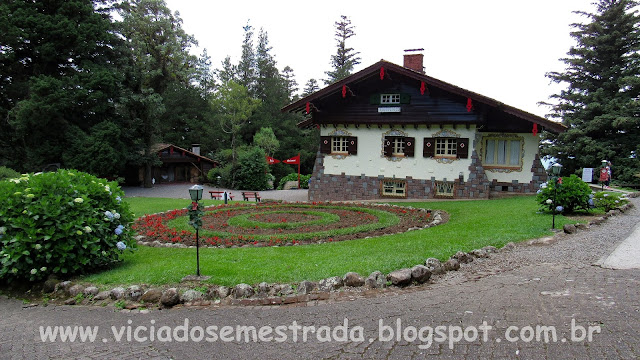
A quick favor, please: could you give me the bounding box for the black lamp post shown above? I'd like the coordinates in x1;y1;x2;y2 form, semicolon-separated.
551;163;562;229
188;184;204;276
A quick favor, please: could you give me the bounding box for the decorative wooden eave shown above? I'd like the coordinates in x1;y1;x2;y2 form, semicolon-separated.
283;60;567;134
151;144;219;166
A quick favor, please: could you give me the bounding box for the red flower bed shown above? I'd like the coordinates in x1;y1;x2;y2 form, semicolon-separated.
133;202;441;248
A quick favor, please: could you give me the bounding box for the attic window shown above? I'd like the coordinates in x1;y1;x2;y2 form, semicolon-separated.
381;94;400;104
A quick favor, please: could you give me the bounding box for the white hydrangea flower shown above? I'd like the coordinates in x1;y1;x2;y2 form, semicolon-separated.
74;197;84;204
34;244;42;250
30;268;37;275
546;199;553;205
40;267;47;272
84;226;92;233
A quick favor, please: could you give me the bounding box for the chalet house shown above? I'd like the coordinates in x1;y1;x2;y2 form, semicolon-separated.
282;51;566;201
125;144;218;185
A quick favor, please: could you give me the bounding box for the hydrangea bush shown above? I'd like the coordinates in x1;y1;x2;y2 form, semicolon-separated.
592;192;630;212
0;170;135;282
536;174;592;214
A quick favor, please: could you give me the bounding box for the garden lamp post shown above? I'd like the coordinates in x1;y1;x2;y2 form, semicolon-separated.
551;163;562;229
188;185;204;276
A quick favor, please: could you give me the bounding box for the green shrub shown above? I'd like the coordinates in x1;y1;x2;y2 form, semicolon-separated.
0;166;20;180
277;173;311;190
536;174;592;213
592;192;629;212
0;170;135;282
207;164;233;188
234;147;270;191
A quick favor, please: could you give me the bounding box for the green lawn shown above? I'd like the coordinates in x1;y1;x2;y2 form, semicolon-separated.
81;196;577;287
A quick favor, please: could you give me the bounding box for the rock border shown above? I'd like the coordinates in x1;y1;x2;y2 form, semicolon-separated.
33;197;636;310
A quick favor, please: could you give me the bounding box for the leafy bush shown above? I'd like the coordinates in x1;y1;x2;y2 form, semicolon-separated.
592;192;629;212
0;166;20;180
207;164;232;188
536;174;592;213
277;173;311;189
234;147;270;191
0;170;135;282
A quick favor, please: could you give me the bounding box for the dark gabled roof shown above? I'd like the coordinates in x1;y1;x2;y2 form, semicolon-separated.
152;143;219;165
282;60;566;133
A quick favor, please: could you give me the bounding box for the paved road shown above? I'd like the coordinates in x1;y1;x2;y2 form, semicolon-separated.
122;184;309;203
1;199;640;359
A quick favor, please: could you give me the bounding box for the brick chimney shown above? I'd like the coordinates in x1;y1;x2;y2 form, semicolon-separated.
403;48;424;74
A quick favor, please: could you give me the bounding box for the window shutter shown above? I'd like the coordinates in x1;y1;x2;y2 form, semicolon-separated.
320;136;331;154
370;94;381;105
400;93;411;104
404;137;415;157
423;138;435;158
347;136;358;155
383;137;393;157
457;138;469;159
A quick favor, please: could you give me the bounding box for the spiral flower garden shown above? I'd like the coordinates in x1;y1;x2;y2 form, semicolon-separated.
133;202;440;248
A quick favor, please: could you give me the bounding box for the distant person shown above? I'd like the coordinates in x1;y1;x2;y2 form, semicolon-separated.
599;160;611;188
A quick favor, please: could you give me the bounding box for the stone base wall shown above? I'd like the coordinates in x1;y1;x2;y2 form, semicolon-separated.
307;151;546;202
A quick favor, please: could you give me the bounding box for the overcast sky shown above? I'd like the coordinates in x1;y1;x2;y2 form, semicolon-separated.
164;0;595;118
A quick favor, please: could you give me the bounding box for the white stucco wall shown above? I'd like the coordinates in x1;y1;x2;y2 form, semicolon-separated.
321;125;475;182
320;126;540;184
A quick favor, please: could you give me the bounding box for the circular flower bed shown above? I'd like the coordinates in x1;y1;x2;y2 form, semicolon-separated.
133;202;441;248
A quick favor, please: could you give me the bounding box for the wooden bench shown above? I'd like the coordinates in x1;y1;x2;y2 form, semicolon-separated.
209;191;233;200
241;191;261;202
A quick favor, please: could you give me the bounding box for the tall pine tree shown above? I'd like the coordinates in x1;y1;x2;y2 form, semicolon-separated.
543;0;640;182
324;15;361;85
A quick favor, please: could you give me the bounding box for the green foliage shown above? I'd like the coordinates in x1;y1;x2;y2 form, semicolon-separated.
0;0;125;172
253;127;280;156
0;166;20;180
325;15;361;84
592;192;630;212
542;0;640;183
536;175;592;213
277;173;311;189
207;165;232;188
234;147;270;190
0;170;135;282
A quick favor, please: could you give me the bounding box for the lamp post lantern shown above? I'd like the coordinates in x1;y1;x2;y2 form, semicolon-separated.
188;185;204;276
551;163;562;230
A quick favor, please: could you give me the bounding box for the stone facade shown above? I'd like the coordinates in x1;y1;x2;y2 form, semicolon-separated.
308;151;548;202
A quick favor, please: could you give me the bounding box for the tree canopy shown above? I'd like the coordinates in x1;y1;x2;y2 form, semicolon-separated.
542;0;640;182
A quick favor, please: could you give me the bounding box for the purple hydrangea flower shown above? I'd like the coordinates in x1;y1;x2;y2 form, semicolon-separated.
116;241;126;250
555;206;564;213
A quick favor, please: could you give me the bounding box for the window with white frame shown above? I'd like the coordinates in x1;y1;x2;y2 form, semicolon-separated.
435;138;458;157
331;136;348;153
382;180;406;197
380;94;401;104
483;137;523;167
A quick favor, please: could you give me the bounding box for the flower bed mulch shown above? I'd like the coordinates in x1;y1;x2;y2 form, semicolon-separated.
133;202;447;248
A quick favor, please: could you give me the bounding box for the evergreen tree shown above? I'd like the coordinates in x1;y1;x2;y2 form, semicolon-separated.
303;78;320;96
195;48;215;97
282;66;299;101
324;15;361;85
117;0;198;187
0;0;124;172
237;21;256;95
542;0;640;182
216;56;237;84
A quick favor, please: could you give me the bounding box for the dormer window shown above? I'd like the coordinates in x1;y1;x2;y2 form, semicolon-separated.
380;94;400;104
